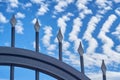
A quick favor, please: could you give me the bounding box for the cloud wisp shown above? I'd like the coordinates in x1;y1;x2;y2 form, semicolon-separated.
0;12;8;23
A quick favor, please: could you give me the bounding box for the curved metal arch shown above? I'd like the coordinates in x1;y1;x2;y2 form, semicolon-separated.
0;47;90;80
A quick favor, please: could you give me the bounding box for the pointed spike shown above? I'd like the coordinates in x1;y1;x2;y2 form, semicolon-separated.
101;60;106;75
10;15;17;27
34;19;40;32
77;42;84;56
57;29;63;42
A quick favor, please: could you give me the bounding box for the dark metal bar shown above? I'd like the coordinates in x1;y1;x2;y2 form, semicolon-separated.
59;42;62;61
58;39;63;80
36;70;39;80
11;27;15;47
36;32;39;52
103;74;106;80
35;32;39;80
80;55;84;74
10;65;14;80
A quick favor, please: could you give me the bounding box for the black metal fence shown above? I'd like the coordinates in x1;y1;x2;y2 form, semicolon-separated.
0;15;107;80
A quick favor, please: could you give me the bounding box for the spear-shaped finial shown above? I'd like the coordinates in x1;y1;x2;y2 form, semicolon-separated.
78;42;84;74
101;60;107;80
34;19;40;52
10;15;17;47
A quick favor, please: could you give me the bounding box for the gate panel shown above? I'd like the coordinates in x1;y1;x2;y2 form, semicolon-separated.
0;47;90;80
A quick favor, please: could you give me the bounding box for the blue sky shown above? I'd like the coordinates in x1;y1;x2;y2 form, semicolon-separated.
0;0;120;80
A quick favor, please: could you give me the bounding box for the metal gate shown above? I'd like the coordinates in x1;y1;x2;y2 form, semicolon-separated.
0;47;90;80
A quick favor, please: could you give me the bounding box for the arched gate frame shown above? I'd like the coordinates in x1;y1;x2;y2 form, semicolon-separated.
0;47;90;80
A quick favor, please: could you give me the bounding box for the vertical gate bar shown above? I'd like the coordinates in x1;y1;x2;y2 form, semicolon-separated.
57;29;63;61
36;70;39;80
59;42;62;61
36;32;39;52
10;15;16;48
80;55;84;74
11;27;15;47
34;19;40;80
10;65;14;80
103;74;106;80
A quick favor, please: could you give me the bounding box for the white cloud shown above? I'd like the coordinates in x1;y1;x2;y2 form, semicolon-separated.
63;50;80;67
64;50;107;69
32;18;37;24
57;13;73;35
32;41;35;49
9;0;19;8
76;0;92;19
95;0;112;14
98;14;120;64
5;0;19;12
67;0;92;53
31;0;43;4
48;52;54;55
42;26;56;51
64;14;120;75
114;0;120;3
32;41;41;50
32;18;41;25
6;5;14;12
67;1;93;53
87;71;120;80
83;15;102;54
63;41;70;51
87;72;102;80
115;7;120;16
100;14;117;33
24;2;32;8
15;20;24;34
0;12;8;23
69;17;82;52
31;0;50;16
37;3;49;16
15;12;25;19
54;1;67;13
42;26;52;46
76;0;90;11
115;45;120;53
112;24;120;40
54;0;74;13
84;53;108;68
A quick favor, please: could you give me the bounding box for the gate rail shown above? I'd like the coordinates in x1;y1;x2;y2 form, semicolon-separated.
0;47;90;80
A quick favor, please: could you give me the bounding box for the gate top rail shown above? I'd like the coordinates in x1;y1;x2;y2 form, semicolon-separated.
0;47;90;80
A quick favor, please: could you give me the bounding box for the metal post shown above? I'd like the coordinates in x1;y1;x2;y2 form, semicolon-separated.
57;29;63;80
59;42;62;61
36;32;39;52
80;55;84;74
11;27;15;47
10;65;14;80
10;15;16;80
103;74;106;80
35;30;39;80
36;70;39;80
57;29;63;61
35;33;39;80
34;19;40;80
